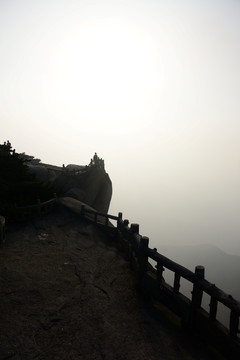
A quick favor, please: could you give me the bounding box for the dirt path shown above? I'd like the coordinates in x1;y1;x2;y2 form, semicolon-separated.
0;205;223;360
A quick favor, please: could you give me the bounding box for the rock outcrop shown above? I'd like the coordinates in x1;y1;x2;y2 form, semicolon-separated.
28;154;112;214
28;164;58;185
54;165;112;213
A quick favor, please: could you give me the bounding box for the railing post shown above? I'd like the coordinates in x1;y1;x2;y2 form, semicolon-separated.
230;310;239;339
192;265;205;307
0;216;6;244
209;294;218;321
123;219;130;247
188;265;205;329
129;224;140;265
122;219;130;258
139;236;149;275
130;223;139;234
156;262;165;284
173;273;181;293
117;212;123;229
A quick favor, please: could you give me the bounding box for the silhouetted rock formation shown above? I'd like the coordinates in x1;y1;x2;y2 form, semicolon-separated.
0;141;112;214
29;153;112;213
0;141;41;208
55;164;112;214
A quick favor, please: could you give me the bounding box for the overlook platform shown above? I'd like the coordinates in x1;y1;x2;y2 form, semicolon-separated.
0;205;225;360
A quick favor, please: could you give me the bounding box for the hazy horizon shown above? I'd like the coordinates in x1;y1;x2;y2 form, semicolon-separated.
1;0;240;256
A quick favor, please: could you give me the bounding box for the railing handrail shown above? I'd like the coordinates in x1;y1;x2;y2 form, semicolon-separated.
80;205;240;311
15;198;56;211
80;204;240;358
11;197;57;220
146;247;240;313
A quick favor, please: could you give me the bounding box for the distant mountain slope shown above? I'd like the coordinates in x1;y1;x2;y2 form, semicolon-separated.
159;244;240;301
157;243;240;327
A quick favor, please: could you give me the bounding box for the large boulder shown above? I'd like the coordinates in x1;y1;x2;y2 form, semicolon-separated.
28;158;112;213
83;166;112;213
54;165;112;213
65;164;86;172
28;165;57;185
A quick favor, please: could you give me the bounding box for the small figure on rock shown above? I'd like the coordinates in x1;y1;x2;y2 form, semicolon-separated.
89;153;105;170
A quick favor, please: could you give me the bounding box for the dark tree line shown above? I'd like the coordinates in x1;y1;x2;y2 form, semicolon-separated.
0;141;56;213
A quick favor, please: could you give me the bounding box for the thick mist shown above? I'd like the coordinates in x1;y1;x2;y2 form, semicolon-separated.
1;0;240;260
108;129;240;256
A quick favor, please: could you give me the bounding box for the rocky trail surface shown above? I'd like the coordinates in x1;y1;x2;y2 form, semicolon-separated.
0;204;224;360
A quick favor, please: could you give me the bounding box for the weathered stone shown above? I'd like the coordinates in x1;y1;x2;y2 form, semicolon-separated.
28;159;112;213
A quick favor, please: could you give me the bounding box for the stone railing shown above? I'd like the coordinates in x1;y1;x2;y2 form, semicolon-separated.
80;205;240;360
62;166;88;177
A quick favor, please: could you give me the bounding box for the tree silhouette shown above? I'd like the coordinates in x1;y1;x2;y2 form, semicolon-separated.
0;141;56;212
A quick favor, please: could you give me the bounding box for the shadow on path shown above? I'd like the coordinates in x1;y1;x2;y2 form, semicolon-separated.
0;206;224;360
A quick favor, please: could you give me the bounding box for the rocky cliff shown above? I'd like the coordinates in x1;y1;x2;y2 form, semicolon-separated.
28;154;112;214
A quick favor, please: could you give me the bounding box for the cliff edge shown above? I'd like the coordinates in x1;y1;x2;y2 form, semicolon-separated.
28;153;112;214
0;206;221;360
0;142;112;215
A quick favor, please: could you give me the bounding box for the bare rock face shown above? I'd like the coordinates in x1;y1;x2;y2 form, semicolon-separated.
28;159;112;214
83;166;112;213
65;187;86;201
55;166;112;213
65;164;85;172
28;165;57;185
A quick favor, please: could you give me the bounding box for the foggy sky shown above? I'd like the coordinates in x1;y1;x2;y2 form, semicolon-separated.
1;0;240;255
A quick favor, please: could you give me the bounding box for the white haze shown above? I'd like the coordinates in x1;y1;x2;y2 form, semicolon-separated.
1;0;240;255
